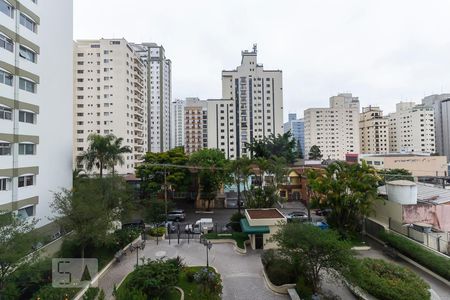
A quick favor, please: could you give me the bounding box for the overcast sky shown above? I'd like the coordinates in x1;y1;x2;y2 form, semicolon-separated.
74;0;450;121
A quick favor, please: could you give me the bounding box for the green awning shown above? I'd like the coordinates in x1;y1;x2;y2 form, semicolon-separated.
240;218;270;234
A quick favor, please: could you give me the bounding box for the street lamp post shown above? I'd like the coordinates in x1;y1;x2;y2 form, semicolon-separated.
203;240;212;268
131;240;146;267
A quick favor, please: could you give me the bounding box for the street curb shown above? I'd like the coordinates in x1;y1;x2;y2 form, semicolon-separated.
174;286;184;300
262;267;296;294
205;238;249;254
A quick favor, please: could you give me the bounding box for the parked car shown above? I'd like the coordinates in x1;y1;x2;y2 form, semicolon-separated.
167;209;186;221
122;219;145;230
286;211;308;222
315;208;332;216
305;221;329;230
185;218;214;234
158;221;177;233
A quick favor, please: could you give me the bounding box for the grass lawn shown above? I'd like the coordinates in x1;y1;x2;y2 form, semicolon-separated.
177;266;221;300
202;232;249;249
166;287;182;300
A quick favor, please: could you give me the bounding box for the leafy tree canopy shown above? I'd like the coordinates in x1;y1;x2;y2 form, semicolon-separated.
245;132;298;164
308;145;322;160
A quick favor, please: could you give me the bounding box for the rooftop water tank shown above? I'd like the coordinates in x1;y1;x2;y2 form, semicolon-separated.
386;180;417;205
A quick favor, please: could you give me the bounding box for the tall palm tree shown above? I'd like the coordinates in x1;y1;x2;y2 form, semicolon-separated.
108;137;132;175
77;134;114;178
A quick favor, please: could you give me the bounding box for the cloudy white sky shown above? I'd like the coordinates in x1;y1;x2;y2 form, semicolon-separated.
74;0;450;121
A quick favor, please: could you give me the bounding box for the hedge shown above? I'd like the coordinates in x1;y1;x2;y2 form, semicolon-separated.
379;231;450;280
345;258;430;300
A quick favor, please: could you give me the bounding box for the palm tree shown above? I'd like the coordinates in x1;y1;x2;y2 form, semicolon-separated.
77;134;114;178
108;137;131;175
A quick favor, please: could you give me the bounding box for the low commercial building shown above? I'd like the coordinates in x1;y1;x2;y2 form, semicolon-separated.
359;153;448;177
240;209;286;249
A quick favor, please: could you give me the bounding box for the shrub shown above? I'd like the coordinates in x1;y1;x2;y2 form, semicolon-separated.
194;267;222;296
380;231;450;280
261;249;277;268
185;269;197;282
345;258;430;300
296;276;313;300
266;263;296;286
31;285;79;300
115;287;147;300
166;256;185;273
149;227;166;237
83;287;99;300
112;228;141;247
230;212;244;232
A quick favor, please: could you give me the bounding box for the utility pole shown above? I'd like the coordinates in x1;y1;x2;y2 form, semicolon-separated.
164;164;168;221
237;166;241;215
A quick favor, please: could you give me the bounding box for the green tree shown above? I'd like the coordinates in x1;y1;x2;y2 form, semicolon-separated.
108;137;132;175
77;134;114;178
272;223;352;293
0;214;37;291
189;149;228;210
245;132;298;164
51;177;129;258
226;157;252;213
136;147;189;198
308;145;322;160
307;161;381;237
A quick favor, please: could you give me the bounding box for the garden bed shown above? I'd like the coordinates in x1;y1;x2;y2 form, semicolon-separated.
202;232;249;249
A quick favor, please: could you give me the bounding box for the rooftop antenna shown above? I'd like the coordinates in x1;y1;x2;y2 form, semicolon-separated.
253;43;257;53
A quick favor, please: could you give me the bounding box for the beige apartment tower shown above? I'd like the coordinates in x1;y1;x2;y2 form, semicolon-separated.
388;102;435;154
304;93;360;160
359;106;389;154
184;98;208;155
73;39;148;175
221;45;283;159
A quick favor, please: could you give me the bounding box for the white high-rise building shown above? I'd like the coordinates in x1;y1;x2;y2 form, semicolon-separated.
359;106;389;154
221;45;283;158
171;98;185;148
304;93;360;160
130;43;172;152
388;102;435;154
73;39;148;175
207;99;235;158
422;94;450;160
0;0;73;227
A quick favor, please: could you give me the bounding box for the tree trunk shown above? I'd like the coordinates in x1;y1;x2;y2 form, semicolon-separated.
99;162;103;178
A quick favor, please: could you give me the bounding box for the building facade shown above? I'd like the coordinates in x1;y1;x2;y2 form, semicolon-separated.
73;39;148;175
206;99;235;159
130;43;171;152
388;102;435;154
221;45;283;158
359;106;389;154
171;98;185;148
422;94;450;160
184;97;207;155
304;93;360;160
284;113;305;157
0;0;73;227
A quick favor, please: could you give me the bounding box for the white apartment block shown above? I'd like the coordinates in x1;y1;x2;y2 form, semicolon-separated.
359;106;389;154
73;39;148;175
0;0;73;227
422;94;450;160
304;93;360;160
388;102;435;154
207;99;235;159
171;98;185;148
184;98;207;155
221;45;283;158
130;43;171;152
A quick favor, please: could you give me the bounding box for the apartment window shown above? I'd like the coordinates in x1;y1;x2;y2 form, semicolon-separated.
0;0;13;17
17;205;34;219
20;13;37;32
19;143;36;155
0;143;11;155
0;69;13;86
18;175;34;187
0;178;10;191
19;78;36;93
77;53;84;57
19;111;35;123
19;45;36;62
0;106;12;120
0;33;13;52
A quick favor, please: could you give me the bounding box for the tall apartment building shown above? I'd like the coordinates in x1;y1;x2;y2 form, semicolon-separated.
171;98;185;148
304;93;360;160
184;98;208;155
73;39;148;175
422;94;450;160
221;45;283;158
0;0;73;227
359;106;389;154
207;99;235;158
388;102;435;153
130;43;172;152
284;113;305;157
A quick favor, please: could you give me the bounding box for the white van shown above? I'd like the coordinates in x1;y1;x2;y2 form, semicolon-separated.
185;218;214;234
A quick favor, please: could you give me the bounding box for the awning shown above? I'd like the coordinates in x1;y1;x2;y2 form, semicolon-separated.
240;218;270;234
